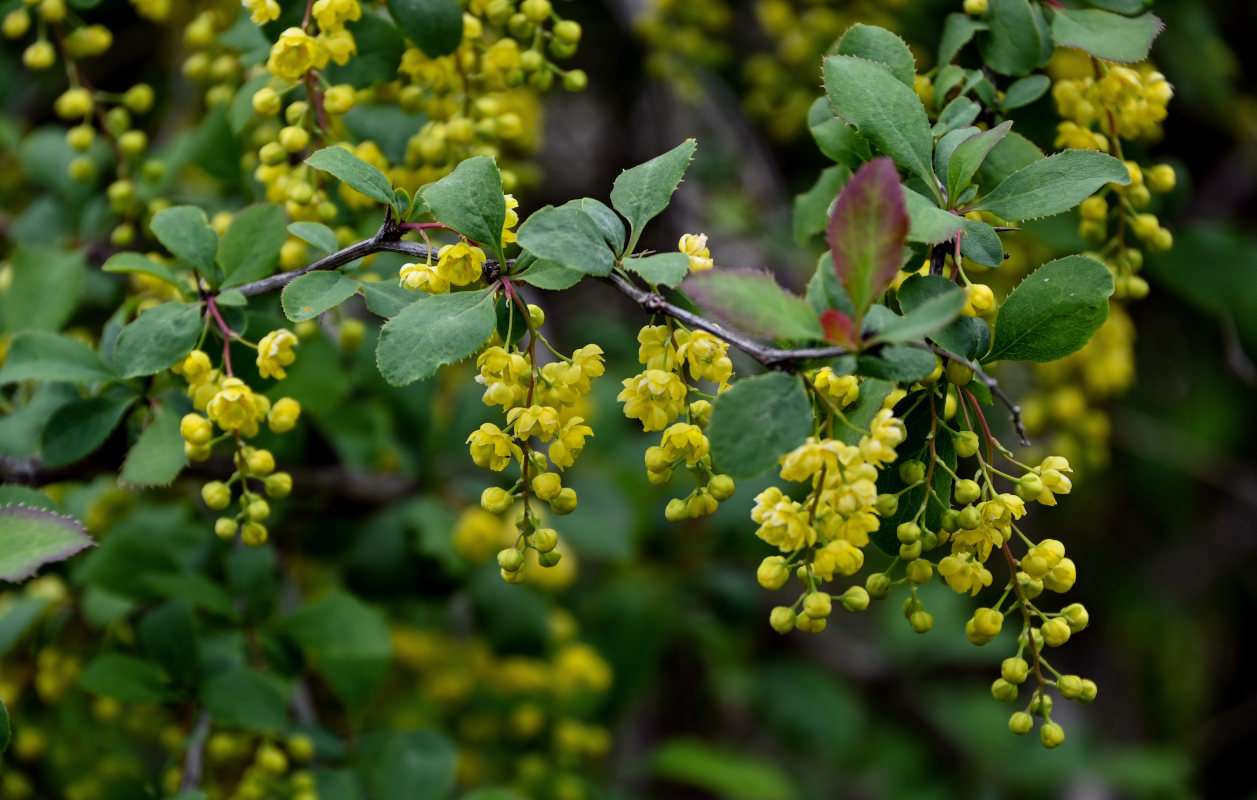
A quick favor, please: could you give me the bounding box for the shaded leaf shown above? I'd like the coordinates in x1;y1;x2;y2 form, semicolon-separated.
150;206;219;273
709;373;812;479
960;219;1005;267
41;395;136;468
203;667;289;731
835;24;915;86
1002;75;1051;109
516;205;616;277
973;149;1130;221
904;189;964;245
387;0;462;58
651;740;797;800
938;13;988;65
610;140;696;252
288;221;340;254
855;345;939;382
219;204;287;288
986;255;1114;362
871;286;966;344
0;506;94;582
282;272;360;322
278;592;392;712
560;197;625;254
376;290;496;386
113;302;203;378
0;247;86;335
78;653;173;703
306;146;395;208
793;165;851;245
120;405;187;487
947;121;1012;204
139;600;199;687
0;332;116;385
1050;8;1163;63
358;730;458;800
420;156;505;255
102;252;182;289
682;270;823;341
979;0;1045;76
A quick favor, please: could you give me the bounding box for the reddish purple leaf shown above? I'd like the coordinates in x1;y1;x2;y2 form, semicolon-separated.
819;309;857;349
826;157;909;320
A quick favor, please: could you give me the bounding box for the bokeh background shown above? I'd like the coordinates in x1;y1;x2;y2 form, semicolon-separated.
3;1;1257;798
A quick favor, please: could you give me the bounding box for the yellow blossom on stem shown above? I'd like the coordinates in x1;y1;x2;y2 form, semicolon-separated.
475;346;531;408
243;0;280;25
256;329;298;380
617;369;687;431
266;28;329;82
548;417;593;469
750;487;815;552
812;538;864;581
678;330;731;384
206;378;269;437
399;261;450;294
811;367;859;408
311;0;361;32
436;242;487;286
938;553;993;596
467;423;522;471
659;423;709;466
506;404;562;441
678;233;713;272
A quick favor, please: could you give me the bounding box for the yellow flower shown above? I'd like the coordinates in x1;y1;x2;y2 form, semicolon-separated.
938;554;993;596
452;508;510;562
660;423;708;466
778;437;854;483
467;423;522;471
502;194;519;244
979;493;1026;533
506;404;561;441
617;369;687;431
436;242;487;286
475;346;531;408
311;0;360;32
566;343;605;394
812;367;859;408
636;325;684;370
812;539;864;581
750;487;814;552
206;378;269;437
678;330;731;384
268;397;302;433
319;29;356;66
678;232;713;272
950;527;1000;563
548;417;593;469
243;0;280;25
481;38;521;89
399;261;450;294
858;409;905;465
256;329;298;380
1036;456;1073;506
266;27;329;82
174;349;212;384
552;643;612;694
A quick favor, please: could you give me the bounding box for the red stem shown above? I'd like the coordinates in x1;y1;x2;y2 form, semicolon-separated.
206;297;235;377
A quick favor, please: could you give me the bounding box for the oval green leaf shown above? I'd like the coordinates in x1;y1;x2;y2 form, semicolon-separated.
388;0;462;58
973;149;1130;221
282;272;361;322
986;255;1114;363
709;372;812;479
113;302;204;378
376;290;496;386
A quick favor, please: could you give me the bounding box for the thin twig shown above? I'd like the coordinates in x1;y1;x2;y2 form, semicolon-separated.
179;710;212;792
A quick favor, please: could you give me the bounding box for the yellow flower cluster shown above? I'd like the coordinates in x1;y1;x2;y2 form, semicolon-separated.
1053;63;1172;150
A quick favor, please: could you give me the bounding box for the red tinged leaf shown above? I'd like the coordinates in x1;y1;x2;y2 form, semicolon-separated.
819;309;858;349
826;157;909;321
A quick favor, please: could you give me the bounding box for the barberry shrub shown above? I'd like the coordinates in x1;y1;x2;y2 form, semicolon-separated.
0;0;1228;797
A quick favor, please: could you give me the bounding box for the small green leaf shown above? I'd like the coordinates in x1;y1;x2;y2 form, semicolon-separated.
960;218;1005;267
947;121;1013;203
421;156;506;256
359;730;458;800
0;486;58;513
288;221;340;254
360;281;417;318
140;600;199;687
986;255;1114;363
514;259;584;291
0;332;116;385
809;116;872;170
78;653;173;704
823;55;936;191
793;165;851;245
709;373;812;479
610;140;697;253
376;290;496;386
904;189;964;245
938;13;988;65
144;572;239;621
0;247;86;335
113;302;204;378
835;24;916;87
871;286;965;345
1050;8;1164;63
1083;0;1150;13
932;97;981;137
150;206;219;273
650;740;797;800
1002;75;1051;109
282;272;361;322
120;405;188;487
219;204;288;288
515;205;616;277
682;270;823;341
387;0;462;58
826;158;911;317
0;506;94;582
805;253;855;318
559;197;626;254
978;0;1046;76
624;253;690;287
306;146;396;208
102;252;182;289
898;274;989;358
978;131;1043;191
855;345;938;382
215;289;247;307
278;592;392;712
203;667;289;731
41;395;136;468
973;149;1130;221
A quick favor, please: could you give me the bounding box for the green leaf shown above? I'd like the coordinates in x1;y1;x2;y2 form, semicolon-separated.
947;121;1012;203
809;117;872;171
376;290;496;386
78;653;174;703
826;158;910;317
0;332;116;384
1002;75;1051;109
823;55;936;190
650;740;797;800
610;139;697;253
904;189;964;245
324;13;406;89
515;205;616;277
793;165;850;245
514;259;584;291
1050;8;1163;63
219;204;288;288
833;378;893;446
560;197;626;254
0;595;52;657
282;272;361;322
805;253;855;317
855;345;939;382
113;302;204;378
359;731;457;800
203;667;289;731
932;97;980;137
41;395;136;468
0;506;93;582
871;286;965;345
0;486;58;513
144;572;239;621
278;592;392;713
1084;0;1150;13
0;247;85;335
102;252;182;289
987;255;1113;362
624;253;690;287
960;218;1005;267
709;373;812;479
973;149;1130;221
835;24;915;87
288;221;340;254
120;405;187;487
978;131;1043;191
421;156;506;256
938;13;987;65
360;281;417;318
140;600;199;687
898;274;988;358
387;0;462;58
978;0;1046;76
0;698;8;754
682;270;823;341
150;206;219;273
306;146;396;209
